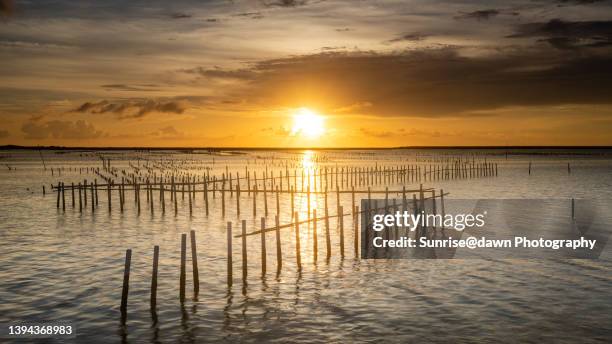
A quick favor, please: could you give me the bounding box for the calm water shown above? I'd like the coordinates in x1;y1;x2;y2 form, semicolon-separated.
1;149;611;343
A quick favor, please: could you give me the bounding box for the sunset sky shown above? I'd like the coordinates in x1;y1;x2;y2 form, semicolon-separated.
1;0;612;147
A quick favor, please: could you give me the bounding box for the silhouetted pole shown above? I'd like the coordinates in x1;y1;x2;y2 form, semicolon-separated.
240;220;246;283
179;234;186;303
120;249;132;324
150;245;159;310
261;217;267;276
275;215;282;273
294;211;302;270
190;230;199;295
228;221;234;287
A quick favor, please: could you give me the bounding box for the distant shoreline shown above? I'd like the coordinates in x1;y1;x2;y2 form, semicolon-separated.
1;145;612;151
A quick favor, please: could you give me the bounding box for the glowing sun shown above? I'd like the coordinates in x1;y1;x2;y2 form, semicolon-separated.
291;108;325;138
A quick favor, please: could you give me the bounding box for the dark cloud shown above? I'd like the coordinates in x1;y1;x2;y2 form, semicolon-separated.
555;0;608;5
509;19;612;49
170;12;192;19
181;66;257;80
321;46;346;51
101;84;159;92
455;9;500;21
233;12;264;19
0;0;14;16
0;129;9;139
263;0;308;8
21;120;104;140
220;48;612;117
387;33;428;43
74;98;189;119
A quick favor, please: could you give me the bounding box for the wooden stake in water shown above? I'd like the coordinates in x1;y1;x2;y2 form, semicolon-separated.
313;209;318;263
276;186;280;216
275;215;282;273
354;205;359;257
228;221;234;287
61;182;65;212
236;183;241;216
188;183;193;216
295;211;302;270
190;230;200;295
325;198;331;262
263;179;268;217
120;249;132;323
253;184;257;217
339;206;345;258
240;220;246;283
307;184;311;221
71;182;75;208
179;233;186;303
204;181;209;216
261;217;267;276
150;245;159;310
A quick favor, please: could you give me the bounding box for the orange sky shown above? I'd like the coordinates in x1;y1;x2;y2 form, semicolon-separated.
1;0;612;147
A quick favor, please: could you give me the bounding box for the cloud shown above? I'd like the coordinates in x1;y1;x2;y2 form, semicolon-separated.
555;0;608;5
455;9;500;21
0;0;14;16
181;67;256;81
321;46;346;51
360;128;395;138
261;126;291;137
101;84;160;92
0;129;9;139
216;48;612;117
509;19;612;49
360;127;442;138
150;125;186;139
170;12;192;19
233;12;264;19
21;120;104;140
387;33;428;43
74;98;189;119
263;0;308;8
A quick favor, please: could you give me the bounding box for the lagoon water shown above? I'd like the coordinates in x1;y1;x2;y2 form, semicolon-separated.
1;149;611;343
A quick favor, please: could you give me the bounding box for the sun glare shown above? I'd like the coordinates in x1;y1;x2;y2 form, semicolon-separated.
291;108;325;138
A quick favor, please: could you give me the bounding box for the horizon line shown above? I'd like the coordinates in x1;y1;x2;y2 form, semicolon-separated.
2;144;612;151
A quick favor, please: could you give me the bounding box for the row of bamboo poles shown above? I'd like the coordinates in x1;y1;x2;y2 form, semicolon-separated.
118;184;446;323
50;161;497;215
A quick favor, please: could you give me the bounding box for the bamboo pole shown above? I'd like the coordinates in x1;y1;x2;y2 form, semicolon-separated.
261;217;267;276
354;205;359;257
150;245;159;310
120;249;131;323
226;221;233;287
339;206;345;258
180;233;186;303
295;211;302;270
275;215;282;273
240;220;246;283
313;209;318;263
190;230;199;295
